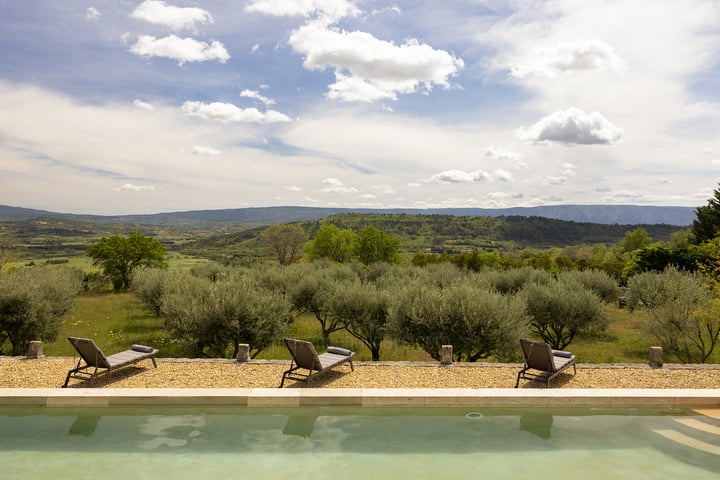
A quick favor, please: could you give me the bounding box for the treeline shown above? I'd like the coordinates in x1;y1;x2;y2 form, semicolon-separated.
127;261;720;364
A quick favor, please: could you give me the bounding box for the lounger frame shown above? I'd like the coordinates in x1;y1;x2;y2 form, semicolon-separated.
515;338;576;388
280;338;354;387
62;336;158;388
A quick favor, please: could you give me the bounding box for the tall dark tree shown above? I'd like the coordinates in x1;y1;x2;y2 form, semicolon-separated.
692;183;720;244
87;232;168;290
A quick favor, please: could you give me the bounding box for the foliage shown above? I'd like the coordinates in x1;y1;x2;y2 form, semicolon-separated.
330;282;389;361
160;271;292;358
619;227;652;253
0;267;82;355
557;270;619;303
86;231;168;290
627;266;719;363
305;225;358;263
691;183;720;244
389;280;528;362
356;226;400;265
484;266;551;295
260;223;308;265
131;268;171;316
522;279;608;350
287;262;356;346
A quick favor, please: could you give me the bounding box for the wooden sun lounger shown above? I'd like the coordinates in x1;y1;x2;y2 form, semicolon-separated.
279;338;355;387
62;336;158;387
515;338;576;388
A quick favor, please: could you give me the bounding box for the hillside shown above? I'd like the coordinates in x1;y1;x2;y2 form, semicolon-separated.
0;204;697;226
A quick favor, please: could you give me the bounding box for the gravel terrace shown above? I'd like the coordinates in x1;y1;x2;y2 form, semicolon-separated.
1;357;719;389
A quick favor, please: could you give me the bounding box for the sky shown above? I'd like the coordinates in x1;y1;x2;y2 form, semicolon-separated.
1;0;720;215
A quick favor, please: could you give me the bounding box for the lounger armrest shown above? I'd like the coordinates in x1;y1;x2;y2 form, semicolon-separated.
552;349;573;358
327;346;352;356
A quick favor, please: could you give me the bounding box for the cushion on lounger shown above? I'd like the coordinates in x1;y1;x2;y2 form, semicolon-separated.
327;346;352;356
131;344;155;353
552;349;572;358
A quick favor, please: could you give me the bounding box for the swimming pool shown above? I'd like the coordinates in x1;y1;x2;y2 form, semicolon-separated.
1;406;718;479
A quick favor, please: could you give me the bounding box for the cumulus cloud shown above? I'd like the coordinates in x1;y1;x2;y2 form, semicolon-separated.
511;39;625;78
245;0;360;23
116;184;155;192
182;101;291;123
517;107;623;145
132;99;155;111
86;7;101;20
131;1;213;32
130;34;229;65
192;145;221;156
321;177;358;193
288;23;464;102
240;89;276;106
426;169;513;183
283;185;303;191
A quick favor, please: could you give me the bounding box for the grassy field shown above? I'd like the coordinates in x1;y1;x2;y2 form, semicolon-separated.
37;291;719;364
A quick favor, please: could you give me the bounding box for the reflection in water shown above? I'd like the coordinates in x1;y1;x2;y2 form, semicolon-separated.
283;415;317;438
68;416;100;437
519;415;553;440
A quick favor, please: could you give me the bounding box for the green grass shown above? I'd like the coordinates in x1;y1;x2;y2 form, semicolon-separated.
32;292;720;364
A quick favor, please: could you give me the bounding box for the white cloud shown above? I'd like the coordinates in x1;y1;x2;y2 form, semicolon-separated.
116;184;156;192
130;35;229;65
131;1;213;32
288;23;464;103
484;146;521;163
283;185;303;191
182;101;291;123
542;176;566;186
511;39;625;78
245;0;360;23
192;146;221;156
359;193;376;199
517;107;623;145
86;7;101;20
321;177;358;193
426;169;513;183
240;89;276;106
132;99;155;111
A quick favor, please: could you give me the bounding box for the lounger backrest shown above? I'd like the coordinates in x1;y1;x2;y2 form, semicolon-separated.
520;339;556;373
68;336;111;369
284;338;322;371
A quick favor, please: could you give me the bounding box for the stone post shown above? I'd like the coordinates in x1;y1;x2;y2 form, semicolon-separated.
237;343;250;363
27;341;44;359
648;346;663;368
441;345;453;366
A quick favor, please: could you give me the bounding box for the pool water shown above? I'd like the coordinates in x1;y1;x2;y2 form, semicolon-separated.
1;406;718;479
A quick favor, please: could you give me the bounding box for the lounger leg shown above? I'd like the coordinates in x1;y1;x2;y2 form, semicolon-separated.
151;358;157;368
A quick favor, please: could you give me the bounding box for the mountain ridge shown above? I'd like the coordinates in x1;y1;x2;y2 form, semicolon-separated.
0;204;697;226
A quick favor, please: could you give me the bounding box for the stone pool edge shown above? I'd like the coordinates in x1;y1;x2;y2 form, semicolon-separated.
1;388;719;408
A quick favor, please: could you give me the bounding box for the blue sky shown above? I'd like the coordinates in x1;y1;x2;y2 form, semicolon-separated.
1;0;719;215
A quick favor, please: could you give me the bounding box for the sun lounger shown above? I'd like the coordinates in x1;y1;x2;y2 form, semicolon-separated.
62;336;158;387
515;338;576;387
279;338;354;387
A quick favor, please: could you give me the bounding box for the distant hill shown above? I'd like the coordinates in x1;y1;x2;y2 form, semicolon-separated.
0;203;697;226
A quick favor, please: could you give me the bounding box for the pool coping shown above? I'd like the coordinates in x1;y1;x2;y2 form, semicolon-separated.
1;388;719;408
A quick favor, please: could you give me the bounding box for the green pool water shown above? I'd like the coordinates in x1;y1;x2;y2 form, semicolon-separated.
0;406;718;479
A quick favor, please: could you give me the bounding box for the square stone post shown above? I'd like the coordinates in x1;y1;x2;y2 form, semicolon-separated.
441;345;453;366
27;341;44;359
237;343;250;363
648;346;663;368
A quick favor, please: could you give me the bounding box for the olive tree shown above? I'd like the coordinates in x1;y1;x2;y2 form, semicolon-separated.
0;267;82;355
627;266;719;363
331;282;389;361
389;280;528;362
161;271;292;358
522;279;608;350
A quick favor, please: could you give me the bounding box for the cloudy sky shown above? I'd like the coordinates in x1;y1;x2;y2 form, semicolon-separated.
1;0;719;215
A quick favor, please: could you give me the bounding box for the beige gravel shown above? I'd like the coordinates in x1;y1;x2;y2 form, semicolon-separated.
1;356;719;389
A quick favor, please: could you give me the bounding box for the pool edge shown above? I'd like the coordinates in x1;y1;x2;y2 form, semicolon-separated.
0;388;718;408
